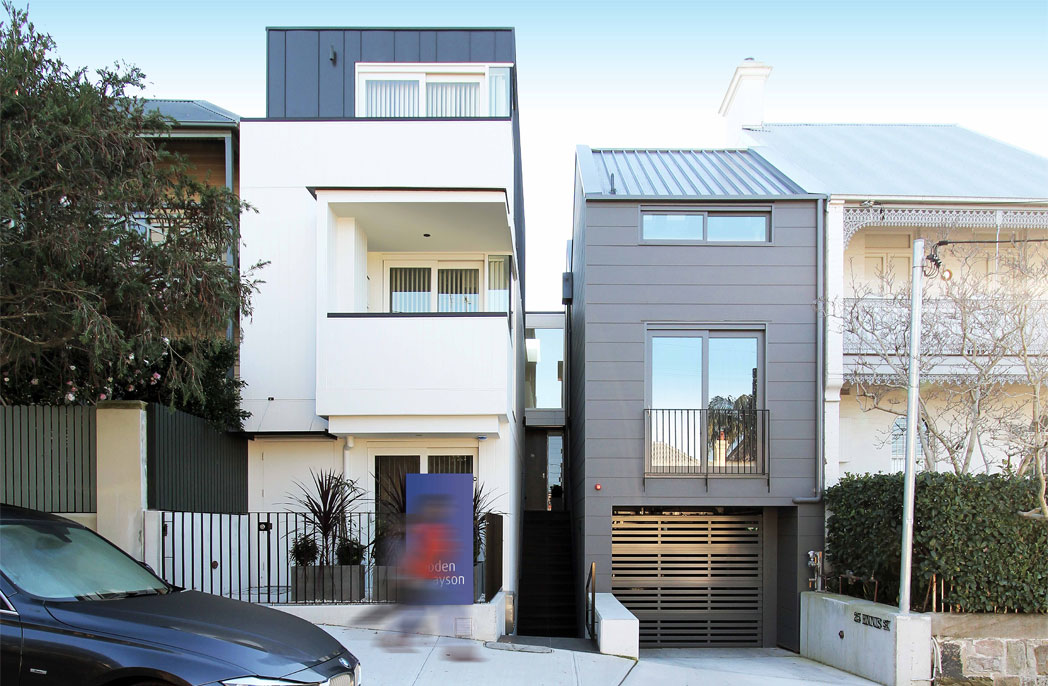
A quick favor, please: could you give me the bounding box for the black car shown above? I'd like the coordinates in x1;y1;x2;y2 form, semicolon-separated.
0;505;361;685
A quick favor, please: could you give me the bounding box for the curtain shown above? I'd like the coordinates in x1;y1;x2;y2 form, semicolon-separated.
365;80;419;117
390;267;431;312
487;255;510;313
437;269;479;312
426;82;479;117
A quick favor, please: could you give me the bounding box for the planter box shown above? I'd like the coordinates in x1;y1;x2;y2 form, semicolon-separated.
373;565;398;602
291;565;365;602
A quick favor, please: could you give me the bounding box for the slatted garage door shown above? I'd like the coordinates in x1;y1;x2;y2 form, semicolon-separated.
612;510;763;647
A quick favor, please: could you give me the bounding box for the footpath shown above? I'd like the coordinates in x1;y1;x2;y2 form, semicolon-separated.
320;626;877;685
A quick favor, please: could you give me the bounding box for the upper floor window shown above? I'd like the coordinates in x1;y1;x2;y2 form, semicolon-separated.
356;64;511;118
386;255;510;313
648;329;763;409
641;209;770;243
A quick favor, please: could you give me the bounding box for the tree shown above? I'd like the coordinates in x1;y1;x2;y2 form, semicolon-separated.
0;4;263;429
833;235;1048;519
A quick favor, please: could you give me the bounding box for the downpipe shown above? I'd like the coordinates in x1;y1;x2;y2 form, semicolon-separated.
795;197;827;505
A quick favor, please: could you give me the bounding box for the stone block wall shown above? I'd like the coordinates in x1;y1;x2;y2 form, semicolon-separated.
935;614;1048;686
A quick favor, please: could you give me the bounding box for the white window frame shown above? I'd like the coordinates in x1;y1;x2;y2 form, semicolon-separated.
383;256;486;313
355;63;512;118
368;445;480;506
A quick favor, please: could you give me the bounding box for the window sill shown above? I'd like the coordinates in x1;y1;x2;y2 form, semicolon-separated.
327;311;507;318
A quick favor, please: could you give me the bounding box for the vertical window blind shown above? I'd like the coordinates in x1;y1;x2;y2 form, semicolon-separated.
487;255;510;313
488;67;510;117
390;267;431;312
437;269;479;312
426;82;479;117
365;79;419;117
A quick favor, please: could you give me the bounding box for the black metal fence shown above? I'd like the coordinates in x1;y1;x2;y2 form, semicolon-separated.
644;408;769;476
0;405;96;512
159;510;503;605
146;404;247;513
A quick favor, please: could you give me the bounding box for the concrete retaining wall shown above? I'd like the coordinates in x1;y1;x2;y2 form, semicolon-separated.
933;613;1048;686
800;592;931;686
270;590;507;642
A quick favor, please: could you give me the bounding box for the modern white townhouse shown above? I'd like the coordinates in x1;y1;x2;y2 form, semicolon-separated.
237;27;526;600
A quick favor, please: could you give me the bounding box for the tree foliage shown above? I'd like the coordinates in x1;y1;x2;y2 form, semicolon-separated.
826;472;1048;613
833;234;1048;517
0;4;263;429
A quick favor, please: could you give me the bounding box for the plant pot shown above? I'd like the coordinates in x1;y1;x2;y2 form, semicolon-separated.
372;565;399;602
291;565;366;602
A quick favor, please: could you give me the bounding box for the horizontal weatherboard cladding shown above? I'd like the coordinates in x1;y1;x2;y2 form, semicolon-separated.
582;147;805;198
266;28;515;118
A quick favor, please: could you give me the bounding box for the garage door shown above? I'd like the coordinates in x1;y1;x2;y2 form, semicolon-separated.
612;510;763;647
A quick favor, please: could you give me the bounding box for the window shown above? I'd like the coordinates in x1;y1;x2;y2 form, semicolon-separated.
525;327;565;409
356;63;512;118
386;256;509;314
641;209;770;243
890;417;931;473
648;330;762;410
646;328;765;474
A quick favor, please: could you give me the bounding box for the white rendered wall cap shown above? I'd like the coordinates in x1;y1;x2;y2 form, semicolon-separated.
718;59;773;117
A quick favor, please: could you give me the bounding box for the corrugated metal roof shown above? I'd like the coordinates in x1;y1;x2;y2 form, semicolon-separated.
580;147;805;198
144;99;240;127
746;124;1048;199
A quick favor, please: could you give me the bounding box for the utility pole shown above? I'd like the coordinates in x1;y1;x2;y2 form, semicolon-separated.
899;238;924;614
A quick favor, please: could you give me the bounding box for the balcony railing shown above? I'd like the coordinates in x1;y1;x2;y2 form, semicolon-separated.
644;408;769;477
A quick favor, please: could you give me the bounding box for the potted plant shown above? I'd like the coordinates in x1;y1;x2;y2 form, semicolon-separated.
288;469;365;602
372;473;408;602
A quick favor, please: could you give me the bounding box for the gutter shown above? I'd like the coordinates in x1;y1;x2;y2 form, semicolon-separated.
794;196;826;505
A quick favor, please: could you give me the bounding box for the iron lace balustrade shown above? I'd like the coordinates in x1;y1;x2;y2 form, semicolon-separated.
644;408;769;477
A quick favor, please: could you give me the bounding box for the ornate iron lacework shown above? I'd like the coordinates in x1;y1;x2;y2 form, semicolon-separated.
843;207;1048;246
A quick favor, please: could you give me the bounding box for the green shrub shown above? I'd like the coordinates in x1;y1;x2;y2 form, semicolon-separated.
825;472;1048;613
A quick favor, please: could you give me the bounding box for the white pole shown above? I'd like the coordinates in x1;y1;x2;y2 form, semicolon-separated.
899;238;924;614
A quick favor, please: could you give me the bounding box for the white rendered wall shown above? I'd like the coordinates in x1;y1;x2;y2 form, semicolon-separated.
246;426;520;594
316;315;511;418
838;393;1028;476
239;120;516;432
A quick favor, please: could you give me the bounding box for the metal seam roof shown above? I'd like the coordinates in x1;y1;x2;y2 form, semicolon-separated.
582;147;806;198
143;99;240;127
745;124;1048;199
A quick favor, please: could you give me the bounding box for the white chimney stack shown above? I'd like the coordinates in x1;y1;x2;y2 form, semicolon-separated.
719;58;772;144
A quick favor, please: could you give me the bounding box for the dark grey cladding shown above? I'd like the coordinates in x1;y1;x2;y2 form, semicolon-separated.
266;28;516;119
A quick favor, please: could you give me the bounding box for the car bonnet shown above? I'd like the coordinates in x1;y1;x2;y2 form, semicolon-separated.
45;590;347;677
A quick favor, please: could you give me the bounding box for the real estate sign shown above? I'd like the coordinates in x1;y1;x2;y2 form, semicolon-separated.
405;473;474;605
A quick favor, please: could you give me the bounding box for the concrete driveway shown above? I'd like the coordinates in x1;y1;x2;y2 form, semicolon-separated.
320;626;877;685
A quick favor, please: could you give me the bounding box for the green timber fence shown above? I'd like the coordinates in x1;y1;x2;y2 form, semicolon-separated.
146;404;247;513
0;405;97;512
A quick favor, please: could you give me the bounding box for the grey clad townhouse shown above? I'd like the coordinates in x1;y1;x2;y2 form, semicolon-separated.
565;145;826;650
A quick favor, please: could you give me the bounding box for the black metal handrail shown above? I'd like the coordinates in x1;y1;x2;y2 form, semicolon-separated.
586;561;596;639
644;408;769;476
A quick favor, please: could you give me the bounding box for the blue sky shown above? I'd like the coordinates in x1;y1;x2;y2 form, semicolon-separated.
16;0;1048;309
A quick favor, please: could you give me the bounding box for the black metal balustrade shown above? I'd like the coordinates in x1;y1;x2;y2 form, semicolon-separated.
158;510;502;605
644;408;769;476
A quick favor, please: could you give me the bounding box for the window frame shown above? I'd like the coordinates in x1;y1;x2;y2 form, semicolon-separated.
644;325;765;410
639;205;773;245
355;62;513;118
384;258;484;313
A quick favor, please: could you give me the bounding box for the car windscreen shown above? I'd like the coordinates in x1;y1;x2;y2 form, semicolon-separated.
0;522;169;601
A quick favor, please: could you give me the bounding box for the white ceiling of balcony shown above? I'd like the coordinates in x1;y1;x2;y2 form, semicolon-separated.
319;190;513;253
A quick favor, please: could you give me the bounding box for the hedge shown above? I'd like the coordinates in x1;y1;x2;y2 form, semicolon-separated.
825;472;1047;613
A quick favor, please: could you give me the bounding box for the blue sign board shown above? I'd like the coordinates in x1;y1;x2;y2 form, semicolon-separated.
405;473;474;605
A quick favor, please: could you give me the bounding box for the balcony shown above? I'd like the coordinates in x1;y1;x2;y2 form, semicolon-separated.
316;313;512;425
644;409;769;477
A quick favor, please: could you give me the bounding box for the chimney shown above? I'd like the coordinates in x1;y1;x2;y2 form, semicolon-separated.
718;58;772;143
